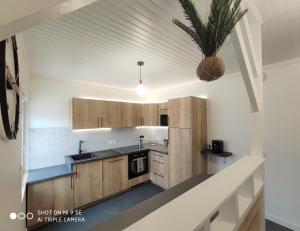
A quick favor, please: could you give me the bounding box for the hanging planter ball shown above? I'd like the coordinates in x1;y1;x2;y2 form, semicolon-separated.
196;56;225;82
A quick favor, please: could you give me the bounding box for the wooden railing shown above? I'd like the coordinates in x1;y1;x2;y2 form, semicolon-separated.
124;156;264;231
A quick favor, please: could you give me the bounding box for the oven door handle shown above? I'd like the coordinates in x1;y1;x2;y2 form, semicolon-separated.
131;157;148;162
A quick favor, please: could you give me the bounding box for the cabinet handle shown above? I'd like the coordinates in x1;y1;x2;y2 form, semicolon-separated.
152;153;163;158
97;117;100;127
153;159;164;165
154;172;164;178
101;117;103;127
70;176;73;189
108;158;123;162
75;165;79;178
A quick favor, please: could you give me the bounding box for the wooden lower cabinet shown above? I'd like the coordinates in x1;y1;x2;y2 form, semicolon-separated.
102;155;128;197
168;128;192;187
150;151;169;189
27;176;74;228
73;160;103;208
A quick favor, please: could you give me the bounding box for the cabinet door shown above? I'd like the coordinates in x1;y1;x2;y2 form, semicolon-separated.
158;102;168;116
120;103;142;127
74;160;103;208
72;98;103;129
168;128;192;187
101;101;121;128
142;104;158;126
168;97;191;128
27;176;74;228
103;155;128;197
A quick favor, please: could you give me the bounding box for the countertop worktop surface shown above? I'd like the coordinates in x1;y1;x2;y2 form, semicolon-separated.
27;164;74;186
89;174;212;231
27;144;168;186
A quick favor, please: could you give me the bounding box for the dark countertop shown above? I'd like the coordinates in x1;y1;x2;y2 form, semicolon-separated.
28;144;168;186
27;164;74;186
89;174;212;231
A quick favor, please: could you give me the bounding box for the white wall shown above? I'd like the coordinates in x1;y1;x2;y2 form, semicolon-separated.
156;74;252;173
0;34;30;231
264;61;300;230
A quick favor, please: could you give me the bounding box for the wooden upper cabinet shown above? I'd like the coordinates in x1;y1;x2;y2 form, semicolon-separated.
120;102;142;127
27;176;74;228
71;99;142;129
102;101;121;128
142;104;158;126
168;97;191;128
102;155;128;198
71;98;106;129
73;160;103;208
158;102;168;116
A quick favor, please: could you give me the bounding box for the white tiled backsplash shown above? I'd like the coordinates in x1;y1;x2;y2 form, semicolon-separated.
29;127;168;170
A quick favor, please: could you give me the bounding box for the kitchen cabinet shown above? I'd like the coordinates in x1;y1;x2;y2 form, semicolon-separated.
27;176;74;228
168;128;192;187
71;98;142;129
150;151;169;189
168;97;191;128
158;102;168;111
142;104;158;126
102;101;121;128
102;155;128;197
158;102;168;117
120;102;142;127
168;97;207;187
71;98;107;129
73;160;103;208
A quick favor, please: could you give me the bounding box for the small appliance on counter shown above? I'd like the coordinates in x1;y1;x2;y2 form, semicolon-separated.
211;140;223;154
163;139;169;147
201;140;232;163
138;135;144;149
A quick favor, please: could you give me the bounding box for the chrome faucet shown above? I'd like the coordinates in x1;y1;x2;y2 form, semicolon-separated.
79;140;84;154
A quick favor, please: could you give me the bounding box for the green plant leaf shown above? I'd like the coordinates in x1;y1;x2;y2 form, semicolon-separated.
173;0;247;56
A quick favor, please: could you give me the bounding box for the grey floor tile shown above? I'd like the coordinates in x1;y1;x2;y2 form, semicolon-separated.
266;220;293;231
37;183;163;231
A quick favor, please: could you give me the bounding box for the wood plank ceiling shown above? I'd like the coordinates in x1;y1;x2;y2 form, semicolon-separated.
24;0;240;91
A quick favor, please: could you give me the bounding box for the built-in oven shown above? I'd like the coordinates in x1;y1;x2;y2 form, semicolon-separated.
128;151;149;179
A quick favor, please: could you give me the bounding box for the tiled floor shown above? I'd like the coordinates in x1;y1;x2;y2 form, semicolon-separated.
36;183;292;231
266;220;293;231
37;183;164;231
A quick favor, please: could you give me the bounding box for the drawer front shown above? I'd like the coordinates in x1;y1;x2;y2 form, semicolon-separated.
151;159;165;176
151;172;166;188
151;151;166;164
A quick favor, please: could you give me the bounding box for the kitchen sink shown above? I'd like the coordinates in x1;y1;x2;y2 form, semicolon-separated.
70;153;97;161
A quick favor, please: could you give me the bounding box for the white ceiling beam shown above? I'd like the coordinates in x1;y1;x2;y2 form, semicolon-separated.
0;0;99;40
231;21;261;112
239;14;260;79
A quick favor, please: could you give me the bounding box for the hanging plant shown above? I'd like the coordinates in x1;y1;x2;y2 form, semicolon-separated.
173;0;247;81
